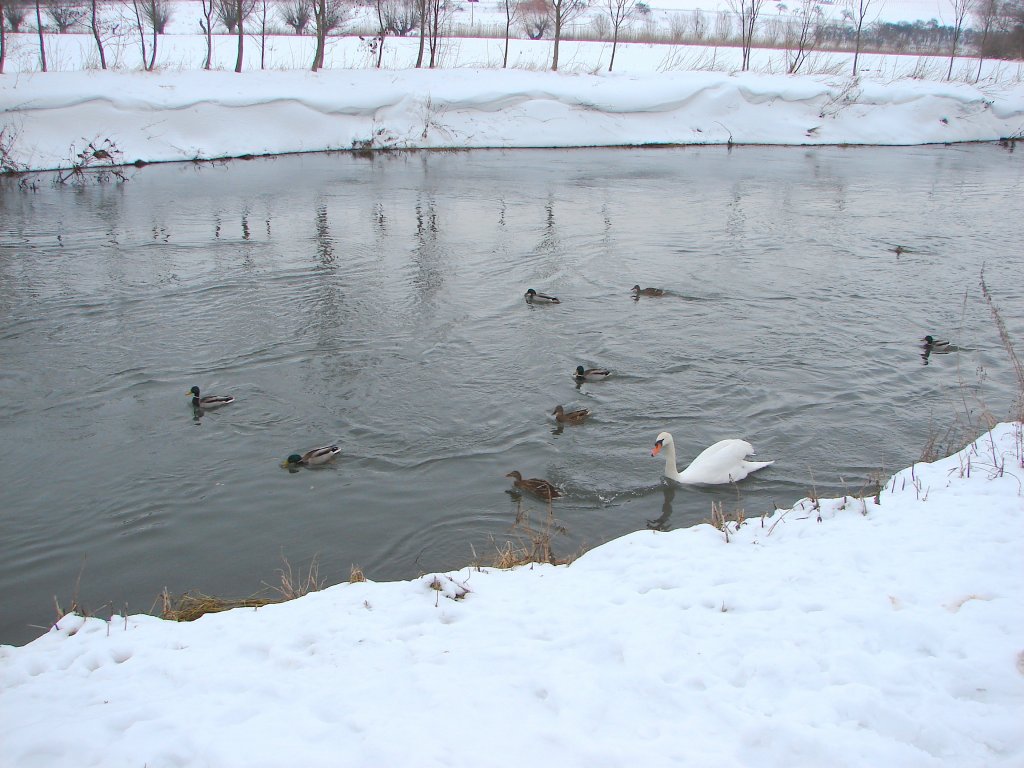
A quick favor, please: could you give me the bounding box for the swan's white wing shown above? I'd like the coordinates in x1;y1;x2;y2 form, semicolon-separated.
680;439;768;484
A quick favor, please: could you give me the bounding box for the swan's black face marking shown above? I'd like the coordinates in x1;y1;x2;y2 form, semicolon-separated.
652;438;664;457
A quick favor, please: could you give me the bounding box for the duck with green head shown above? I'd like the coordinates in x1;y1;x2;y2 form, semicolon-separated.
281;445;341;468
188;386;234;409
573;366;611;382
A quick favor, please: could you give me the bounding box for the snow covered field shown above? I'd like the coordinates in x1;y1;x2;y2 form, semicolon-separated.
2;1;1024;171
2;423;1022;767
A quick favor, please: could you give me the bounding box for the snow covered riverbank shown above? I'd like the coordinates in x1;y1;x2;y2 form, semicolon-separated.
4;65;1024;172
2;422;1022;767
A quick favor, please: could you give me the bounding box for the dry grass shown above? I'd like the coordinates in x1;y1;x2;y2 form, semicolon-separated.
706;500;747;542
158;589;276;622
481;500;580;568
272;555;325;601
158;555;326;622
980;266;1024;423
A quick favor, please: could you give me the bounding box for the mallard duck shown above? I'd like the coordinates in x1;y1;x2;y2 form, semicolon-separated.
573;365;611;382
281;445;341;468
188;386;234;409
922;335;954;351
524;288;560;304
505;471;562;500
651;431;773;485
631;284;665;297
552;404;590;424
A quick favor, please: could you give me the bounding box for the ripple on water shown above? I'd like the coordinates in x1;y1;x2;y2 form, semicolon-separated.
0;146;1022;646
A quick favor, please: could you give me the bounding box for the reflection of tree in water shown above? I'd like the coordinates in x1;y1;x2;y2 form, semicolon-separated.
411;195;446;310
308;202;347;351
535;194;561;265
315;203;335;266
725;182;746;247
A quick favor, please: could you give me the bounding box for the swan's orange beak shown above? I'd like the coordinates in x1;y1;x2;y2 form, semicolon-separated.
651;440;663;457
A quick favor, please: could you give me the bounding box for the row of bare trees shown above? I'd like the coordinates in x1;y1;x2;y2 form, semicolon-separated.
3;0;1022;76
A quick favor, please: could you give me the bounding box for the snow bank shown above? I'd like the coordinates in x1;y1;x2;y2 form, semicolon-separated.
3;68;1023;171
2;423;1022;767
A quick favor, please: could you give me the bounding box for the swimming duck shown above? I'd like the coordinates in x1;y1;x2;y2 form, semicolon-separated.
651;431;773;485
525;288;560;304
281;445;341;468
631;285;665;297
573;365;611;382
505;471;562;500
922;335;953;351
188;386;234;409
552;405;590;424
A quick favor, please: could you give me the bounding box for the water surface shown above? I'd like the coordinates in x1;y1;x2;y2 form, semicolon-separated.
1;144;1021;646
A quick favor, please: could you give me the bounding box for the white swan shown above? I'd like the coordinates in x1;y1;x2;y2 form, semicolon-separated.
651;431;773;485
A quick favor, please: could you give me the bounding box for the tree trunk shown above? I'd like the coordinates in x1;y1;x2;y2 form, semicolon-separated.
416;0;427;67
503;16;510;68
552;2;561;71
946;25;961;80
131;0;148;69
234;0;244;73
35;0;47;71
375;0;385;68
259;0;266;69
852;19;864;76
311;0;324;70
428;0;439;66
609;28;618;72
89;0;107;68
200;0;213;68
1;0;7;74
148;0;158;70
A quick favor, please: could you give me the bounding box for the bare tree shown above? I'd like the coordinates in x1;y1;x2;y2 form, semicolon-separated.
217;0;256;72
45;0;85;32
254;0;268;68
785;0;824;73
200;0;215;68
4;0;28;31
215;0;237;31
415;0;426;65
500;0;521;66
1;0;6;74
311;0;352;70
971;0;999;80
233;0;244;71
548;0;588;70
374;0;386;66
126;0;159;69
423;0;452;66
713;8;731;40
691;8;707;39
88;0;109;67
728;0;766;70
378;0;418;34
142;0;171;32
519;0;550;39
946;0;973;79
846;0;876;76
34;0;46;70
279;0;310;32
604;0;635;71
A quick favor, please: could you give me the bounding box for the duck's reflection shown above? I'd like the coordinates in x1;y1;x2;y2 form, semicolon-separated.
646;482;676;531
